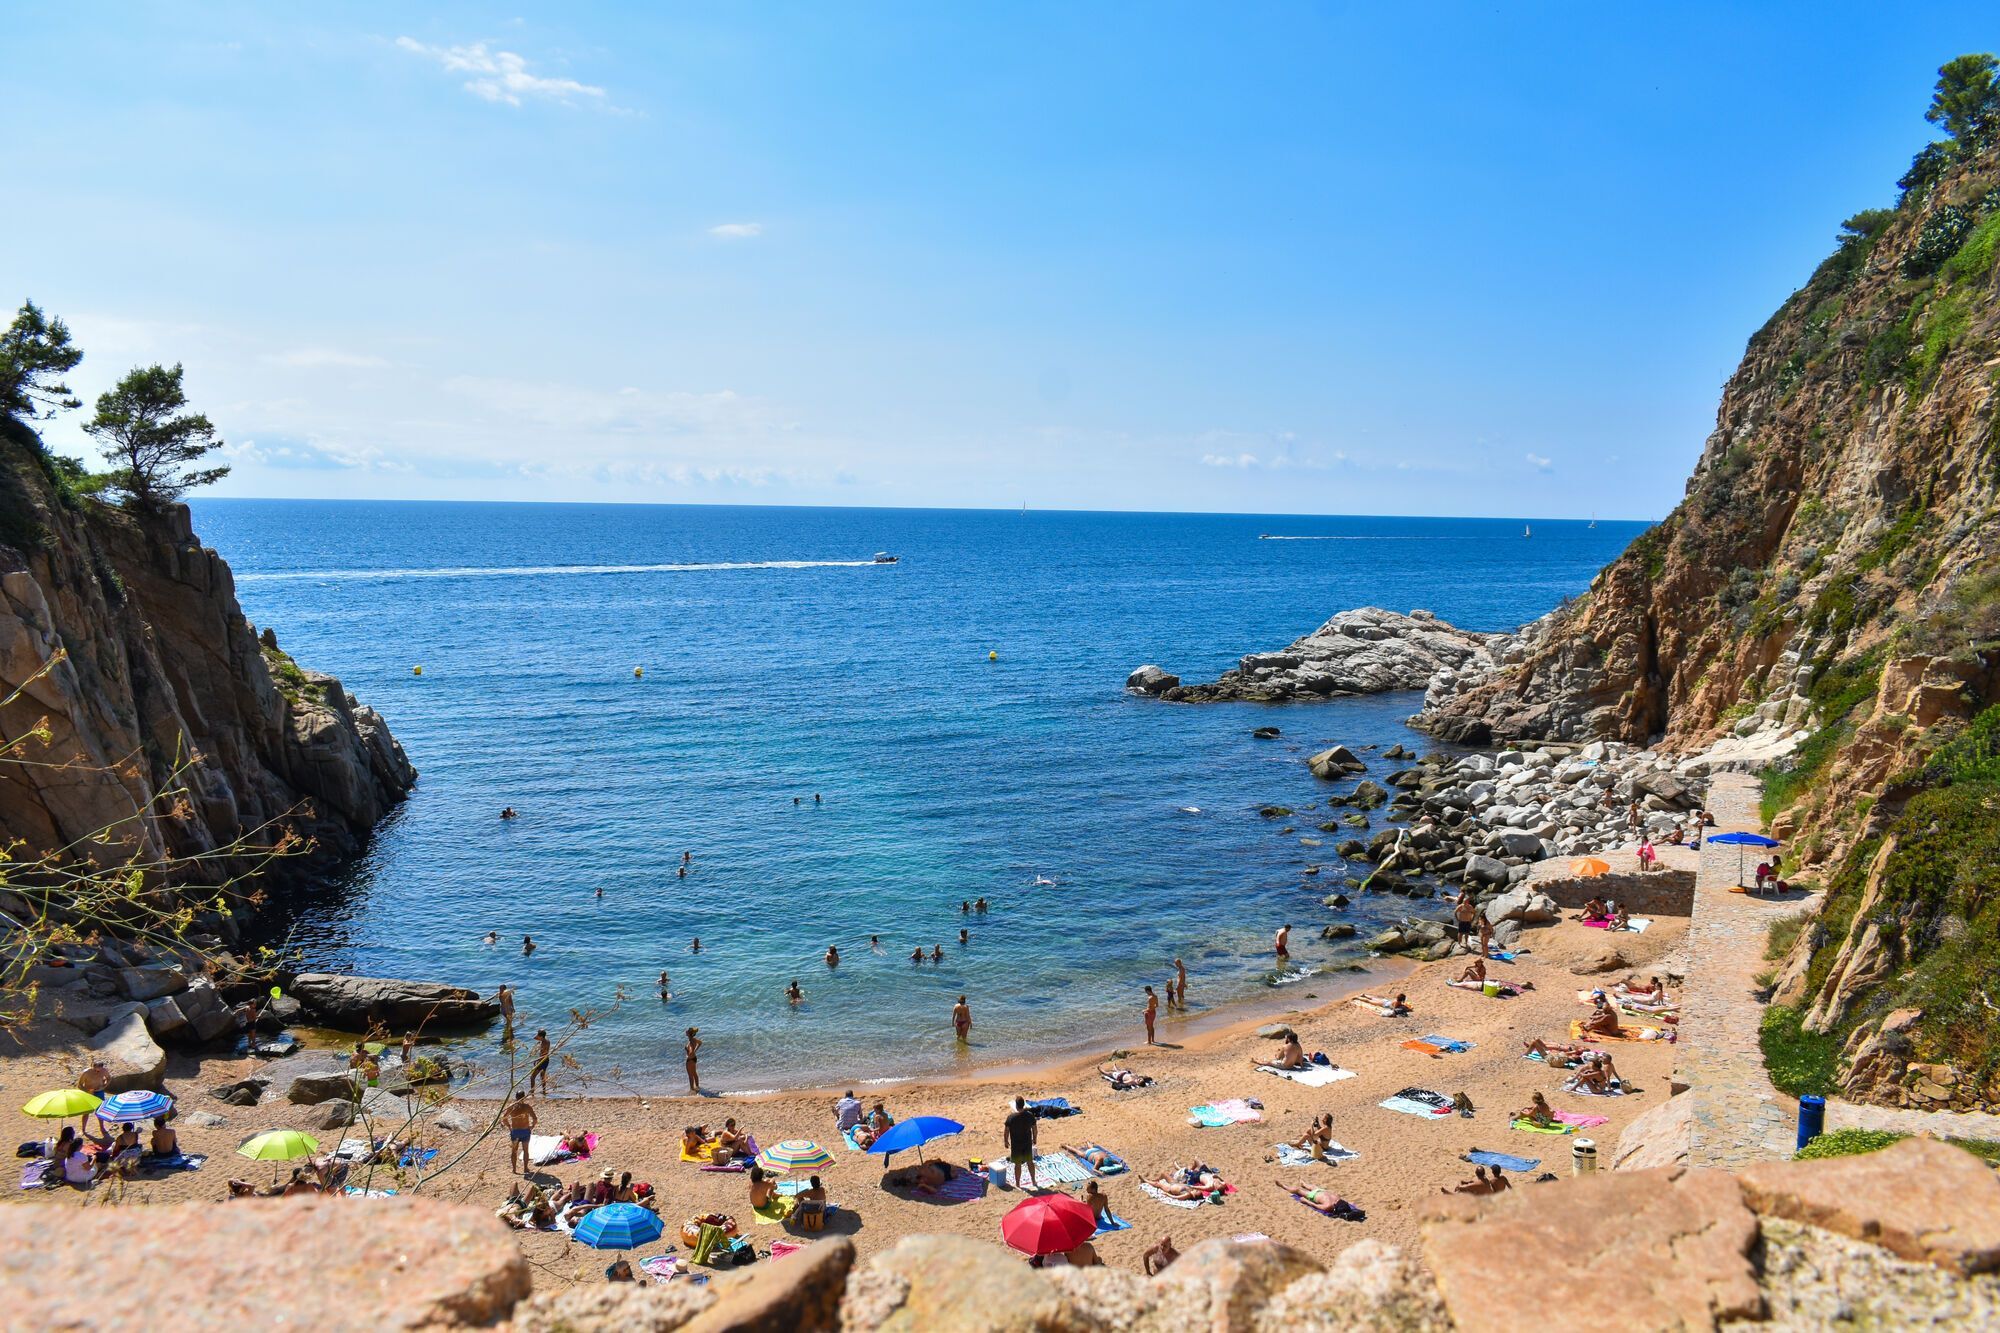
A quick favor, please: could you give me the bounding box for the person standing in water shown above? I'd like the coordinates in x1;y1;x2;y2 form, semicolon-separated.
1274;925;1291;960
787;980;804;1004
958;928;970;946
1143;985;1159;1044
529;1029;552;1096
953;995;972;1042
684;1027;702;1093
825;945;840;967
496;984;515;1039
657;970;671;1000
690;938;701;954
522;935;536;957
1173;957;1188;1008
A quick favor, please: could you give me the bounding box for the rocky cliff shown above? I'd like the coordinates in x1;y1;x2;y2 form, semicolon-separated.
0;414;414;920
1418;104;2000;1111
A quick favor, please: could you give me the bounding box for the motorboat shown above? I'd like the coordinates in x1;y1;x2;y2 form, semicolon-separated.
872;551;899;564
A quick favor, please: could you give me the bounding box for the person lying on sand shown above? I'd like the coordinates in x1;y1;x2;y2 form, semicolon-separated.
1609;905;1631;931
1276;1180;1364;1219
1152;1163;1225;1199
1352;992;1411;1017
1099;1064;1151;1090
885;1160;952;1190
1454;958;1488;985
1144;1236;1180;1275
1516;1092;1557;1127
1522;1038;1588;1066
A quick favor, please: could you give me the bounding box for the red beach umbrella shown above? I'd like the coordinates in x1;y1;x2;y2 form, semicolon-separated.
1000;1194;1097;1256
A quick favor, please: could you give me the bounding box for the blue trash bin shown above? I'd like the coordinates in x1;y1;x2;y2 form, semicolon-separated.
1796;1094;1826;1152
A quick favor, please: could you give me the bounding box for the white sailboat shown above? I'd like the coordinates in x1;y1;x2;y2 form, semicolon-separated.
1523;523;1532;538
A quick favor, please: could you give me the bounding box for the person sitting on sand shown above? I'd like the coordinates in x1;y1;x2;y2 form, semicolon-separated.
1609;904;1632;930
682;1125;711;1158
1289;1114;1334;1161
715;1117;749;1160
606;1257;635;1282
1144;1236;1180;1275
1264;1031;1311;1071
227;1177;260;1199
869;1102;894;1133
1352;992;1410;1017
1516;1092;1558;1127
1568;1058;1618;1095
281;1166;322;1196
1580;897;1610;924
1443;1165;1511;1195
1454;958;1488;986
748;1165;782;1212
1579;996;1624;1037
1060;1239;1103;1267
834;1090;864;1131
1099;1064;1151;1090
143;1115;178;1161
1081;1177;1112;1224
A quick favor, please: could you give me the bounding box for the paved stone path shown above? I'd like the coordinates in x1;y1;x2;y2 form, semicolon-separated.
1677;771;2000;1167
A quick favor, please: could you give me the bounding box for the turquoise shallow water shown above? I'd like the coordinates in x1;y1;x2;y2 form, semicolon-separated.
191;500;1642;1091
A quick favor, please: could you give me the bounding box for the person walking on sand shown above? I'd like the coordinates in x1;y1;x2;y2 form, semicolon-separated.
953;995;972;1042
1452;890;1477;948
1478;913;1495;960
1143;985;1159;1044
1274;924;1291;960
684;1026;702;1093
529;1029;552;1096
504;1092;537;1175
1003;1096;1039;1189
1172;957;1188;1008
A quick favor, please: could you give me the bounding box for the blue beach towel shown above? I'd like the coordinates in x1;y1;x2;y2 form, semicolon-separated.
1027;1097;1080;1119
841;1125;866;1152
398;1148;438;1169
1418;1036;1474;1053
1068;1145;1127;1176
1464;1150;1541;1174
1095;1212;1132;1235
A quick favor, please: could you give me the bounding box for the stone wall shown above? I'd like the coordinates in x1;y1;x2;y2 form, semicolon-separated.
1526;867;1694;917
11;1139;1996;1330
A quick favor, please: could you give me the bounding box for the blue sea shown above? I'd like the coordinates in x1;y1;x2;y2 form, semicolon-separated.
191;501;1643;1092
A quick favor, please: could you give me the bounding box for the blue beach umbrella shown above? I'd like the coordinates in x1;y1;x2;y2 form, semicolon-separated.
96;1089;174;1124
1708;831;1781;887
572;1202;665;1251
867;1115;964;1164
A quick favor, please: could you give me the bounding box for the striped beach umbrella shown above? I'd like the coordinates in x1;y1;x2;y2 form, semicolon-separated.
755;1139;835;1172
96;1089;174;1124
572;1202;666;1251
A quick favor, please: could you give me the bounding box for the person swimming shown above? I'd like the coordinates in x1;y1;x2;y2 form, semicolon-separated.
500;807;517;820
911;947;925;963
825;945;840;967
521;935;536;956
690;938;702;954
959;928;969;945
869;935;883;953
786;980;803;1004
975;897;989;912
657;970;671;999
483;931;498;947
930;945;945;963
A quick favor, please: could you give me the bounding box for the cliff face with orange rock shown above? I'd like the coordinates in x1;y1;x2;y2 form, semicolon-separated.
0;414;414;927
1422;132;2000;1112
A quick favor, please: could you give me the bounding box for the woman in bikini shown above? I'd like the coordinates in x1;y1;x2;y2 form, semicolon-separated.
684;1027;702;1093
1516;1091;1558;1127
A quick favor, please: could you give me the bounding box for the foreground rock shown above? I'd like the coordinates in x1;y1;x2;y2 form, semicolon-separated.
1737;1137;2000;1276
0;1197;528;1329
1148;608;1511;703
288;973;500;1031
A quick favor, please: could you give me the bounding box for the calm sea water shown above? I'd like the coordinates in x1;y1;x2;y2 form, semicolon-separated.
191;501;1642;1092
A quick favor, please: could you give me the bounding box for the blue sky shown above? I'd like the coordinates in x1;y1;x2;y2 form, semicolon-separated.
2;4;1989;517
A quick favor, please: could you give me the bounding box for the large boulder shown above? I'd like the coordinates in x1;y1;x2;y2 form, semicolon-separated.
1485;886;1558;924
1170;608;1510;702
1737;1137;2000;1276
288;974;499;1031
1153;1237;1325;1331
1463;854;1511;887
287;1069;361;1106
1125;664;1179;696
118;965;189;1002
862;1233;1093;1330
86;1003;167;1092
1308;745;1367;779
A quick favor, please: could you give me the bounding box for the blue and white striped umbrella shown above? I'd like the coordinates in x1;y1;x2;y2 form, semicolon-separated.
96;1089;174;1123
572;1202;665;1251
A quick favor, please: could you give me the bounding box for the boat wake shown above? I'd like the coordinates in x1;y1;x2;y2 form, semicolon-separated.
237;559;882;583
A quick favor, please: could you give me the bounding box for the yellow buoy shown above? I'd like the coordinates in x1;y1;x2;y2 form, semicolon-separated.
988;651;998;661
412;665;423;676
634;666;644;678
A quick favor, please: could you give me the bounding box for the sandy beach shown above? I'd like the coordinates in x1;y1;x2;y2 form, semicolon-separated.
3;910;1686;1284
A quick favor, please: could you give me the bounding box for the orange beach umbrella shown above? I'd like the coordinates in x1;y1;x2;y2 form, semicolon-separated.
1569;857;1612;878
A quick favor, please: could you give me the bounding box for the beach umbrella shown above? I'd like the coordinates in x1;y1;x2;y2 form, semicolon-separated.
1569;857;1611;878
1001;1194;1096;1256
22;1088;101;1141
572;1202;665;1251
1708;831;1781;887
866;1115;964;1164
238;1128;321;1186
95;1089;173;1124
755;1139;836;1173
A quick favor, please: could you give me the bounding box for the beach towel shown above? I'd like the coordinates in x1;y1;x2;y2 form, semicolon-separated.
1095;1212;1132;1235
1553;1110;1609;1129
530;1132;598;1166
1029;1152;1094;1185
680;1138;722;1163
398;1148;437;1169
1187;1099;1263;1128
1511;1118;1574;1135
18;1159;54;1190
1463;1150;1540;1174
1582;918;1612;929
766;1243;804;1262
1378;1088;1454;1118
1624;918;1653;933
638;1254;684;1284
343;1186;399;1198
752;1195;797;1225
1275;1142;1358;1168
137;1152;206;1175
1485;950;1517;963
1138;1181;1205;1209
841;1125;867;1152
916;1170;988;1203
1256;1063;1354;1087
1065;1145;1129;1177
1570;1020;1665;1043
1419;1035;1474;1052
1027;1097;1080;1118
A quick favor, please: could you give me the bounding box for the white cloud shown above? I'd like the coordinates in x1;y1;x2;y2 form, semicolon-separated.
261;348;390;370
1200;452;1260;469
1525;451;1554;472
395;37;606;107
708;222;763;239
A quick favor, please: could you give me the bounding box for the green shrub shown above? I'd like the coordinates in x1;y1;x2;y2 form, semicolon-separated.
1765;914;1807;962
1904;204;1980;276
1943;211;2000;283
1760;1005;1844;1097
1796;1128;1906;1160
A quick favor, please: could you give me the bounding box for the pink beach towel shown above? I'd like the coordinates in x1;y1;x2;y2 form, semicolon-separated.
1553;1110;1609;1129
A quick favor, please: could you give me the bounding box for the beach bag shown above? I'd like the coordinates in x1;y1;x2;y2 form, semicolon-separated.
726;1236;757;1266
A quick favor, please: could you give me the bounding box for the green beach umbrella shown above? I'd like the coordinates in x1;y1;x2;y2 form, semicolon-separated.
23;1089;102;1120
238;1128;321;1187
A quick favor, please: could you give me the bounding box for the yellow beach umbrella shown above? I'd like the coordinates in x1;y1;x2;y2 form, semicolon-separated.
237;1129;319;1161
1569;857;1612;878
23;1089;102;1119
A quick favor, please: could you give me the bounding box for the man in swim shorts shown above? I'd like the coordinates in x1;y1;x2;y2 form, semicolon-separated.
1003;1095;1039;1188
504;1092;537;1175
1275;924;1291;958
530;1029;552;1096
